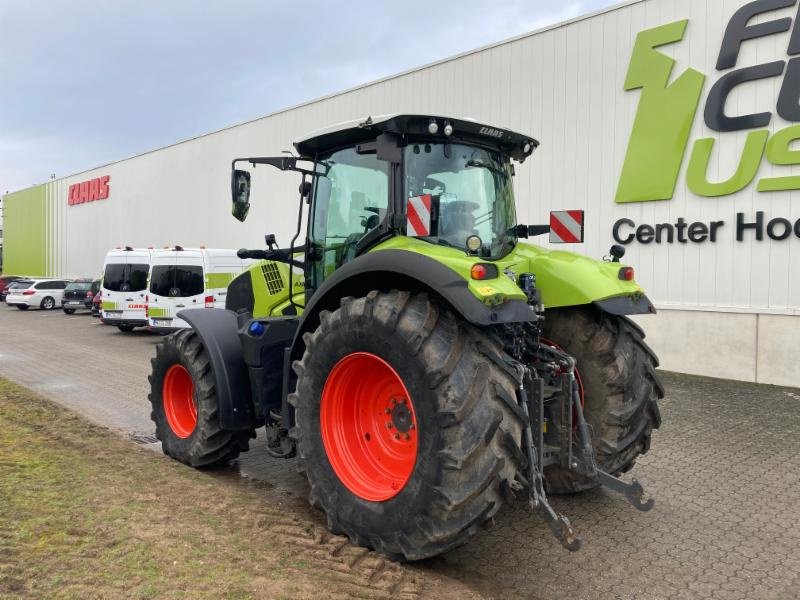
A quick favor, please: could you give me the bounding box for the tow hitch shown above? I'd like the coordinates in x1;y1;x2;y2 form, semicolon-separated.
515;345;654;551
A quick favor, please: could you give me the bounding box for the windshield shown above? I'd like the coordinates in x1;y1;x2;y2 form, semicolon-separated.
404;143;517;258
103;263;149;292
149;265;204;297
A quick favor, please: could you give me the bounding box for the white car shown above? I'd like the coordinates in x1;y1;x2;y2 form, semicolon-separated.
4;278;70;310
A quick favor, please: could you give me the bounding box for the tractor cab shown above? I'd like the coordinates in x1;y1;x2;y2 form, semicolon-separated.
230;115;540;296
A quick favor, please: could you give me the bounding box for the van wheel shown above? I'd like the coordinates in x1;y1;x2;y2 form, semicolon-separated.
40;297;55;310
149;329;253;467
118;325;135;332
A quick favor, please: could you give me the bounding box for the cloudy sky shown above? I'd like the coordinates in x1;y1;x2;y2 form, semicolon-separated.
0;0;615;194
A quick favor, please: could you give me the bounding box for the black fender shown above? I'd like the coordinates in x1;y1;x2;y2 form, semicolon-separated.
593;294;656;316
291;249;535;359
178;308;256;430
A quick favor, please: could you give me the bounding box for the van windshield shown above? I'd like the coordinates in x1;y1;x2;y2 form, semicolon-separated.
149;265;204;297
104;264;149;292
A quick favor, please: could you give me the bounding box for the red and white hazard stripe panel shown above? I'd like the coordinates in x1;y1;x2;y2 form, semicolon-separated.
407;194;432;237
549;210;585;244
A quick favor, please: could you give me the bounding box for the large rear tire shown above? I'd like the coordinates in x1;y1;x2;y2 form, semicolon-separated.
290;291;525;561
540;308;664;494
149;329;252;467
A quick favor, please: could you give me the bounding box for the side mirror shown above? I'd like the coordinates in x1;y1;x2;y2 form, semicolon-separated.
231;169;251;222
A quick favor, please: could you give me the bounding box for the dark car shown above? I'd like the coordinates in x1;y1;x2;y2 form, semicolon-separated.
91;288;103;317
0;276;23;301
62;279;100;314
84;279;101;310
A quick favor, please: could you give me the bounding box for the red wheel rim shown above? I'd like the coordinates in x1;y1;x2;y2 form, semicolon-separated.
540;338;585;422
162;364;197;438
320;352;418;502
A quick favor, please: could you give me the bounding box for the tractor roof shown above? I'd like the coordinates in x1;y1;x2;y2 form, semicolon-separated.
294;114;539;162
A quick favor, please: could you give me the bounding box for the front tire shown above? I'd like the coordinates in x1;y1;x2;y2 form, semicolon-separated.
148;329;252;467
63;308;76;315
291;291;525;561
541;308;664;494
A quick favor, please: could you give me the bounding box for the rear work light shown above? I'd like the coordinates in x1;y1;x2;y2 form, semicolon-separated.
205;295;214;308
618;267;635;281
22;290;35;295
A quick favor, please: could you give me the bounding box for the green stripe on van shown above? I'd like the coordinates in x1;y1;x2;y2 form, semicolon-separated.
205;272;236;289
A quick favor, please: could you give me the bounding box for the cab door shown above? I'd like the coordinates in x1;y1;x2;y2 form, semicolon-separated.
308;146;390;292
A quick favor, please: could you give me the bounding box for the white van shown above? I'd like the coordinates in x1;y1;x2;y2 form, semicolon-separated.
100;247;153;332
146;247;251;332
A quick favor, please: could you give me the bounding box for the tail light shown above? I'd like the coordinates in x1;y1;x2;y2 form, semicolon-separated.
86;291;94;299
205;295;214;308
145;295;149;318
22;290;35;296
618;267;635;281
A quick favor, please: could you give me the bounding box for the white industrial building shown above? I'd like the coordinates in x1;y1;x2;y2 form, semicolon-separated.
3;0;799;386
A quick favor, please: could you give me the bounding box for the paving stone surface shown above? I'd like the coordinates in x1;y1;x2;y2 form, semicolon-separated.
1;306;799;599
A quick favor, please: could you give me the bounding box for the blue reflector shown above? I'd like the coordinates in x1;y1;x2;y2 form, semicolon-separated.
248;321;266;336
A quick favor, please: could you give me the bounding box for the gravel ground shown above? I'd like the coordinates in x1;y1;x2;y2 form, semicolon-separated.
1;305;798;600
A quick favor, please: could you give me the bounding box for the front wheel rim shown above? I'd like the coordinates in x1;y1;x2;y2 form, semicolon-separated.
320;352;418;502
162;364;197;438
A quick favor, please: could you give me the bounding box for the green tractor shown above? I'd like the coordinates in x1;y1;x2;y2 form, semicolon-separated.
148;115;663;560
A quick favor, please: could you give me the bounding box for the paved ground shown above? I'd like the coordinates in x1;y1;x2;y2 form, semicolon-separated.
1;305;799;600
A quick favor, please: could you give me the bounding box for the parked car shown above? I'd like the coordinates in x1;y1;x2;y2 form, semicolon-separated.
91;289;103;317
62;279;100;314
5;278;70;310
85;279;101;310
0;276;24;301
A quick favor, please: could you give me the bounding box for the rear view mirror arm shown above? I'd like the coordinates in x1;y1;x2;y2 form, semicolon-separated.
231;156;316;178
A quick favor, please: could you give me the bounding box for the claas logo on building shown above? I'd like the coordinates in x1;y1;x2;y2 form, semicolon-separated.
68;175;110;206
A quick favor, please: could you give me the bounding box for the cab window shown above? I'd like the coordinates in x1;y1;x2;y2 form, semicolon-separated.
310;147;389;288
